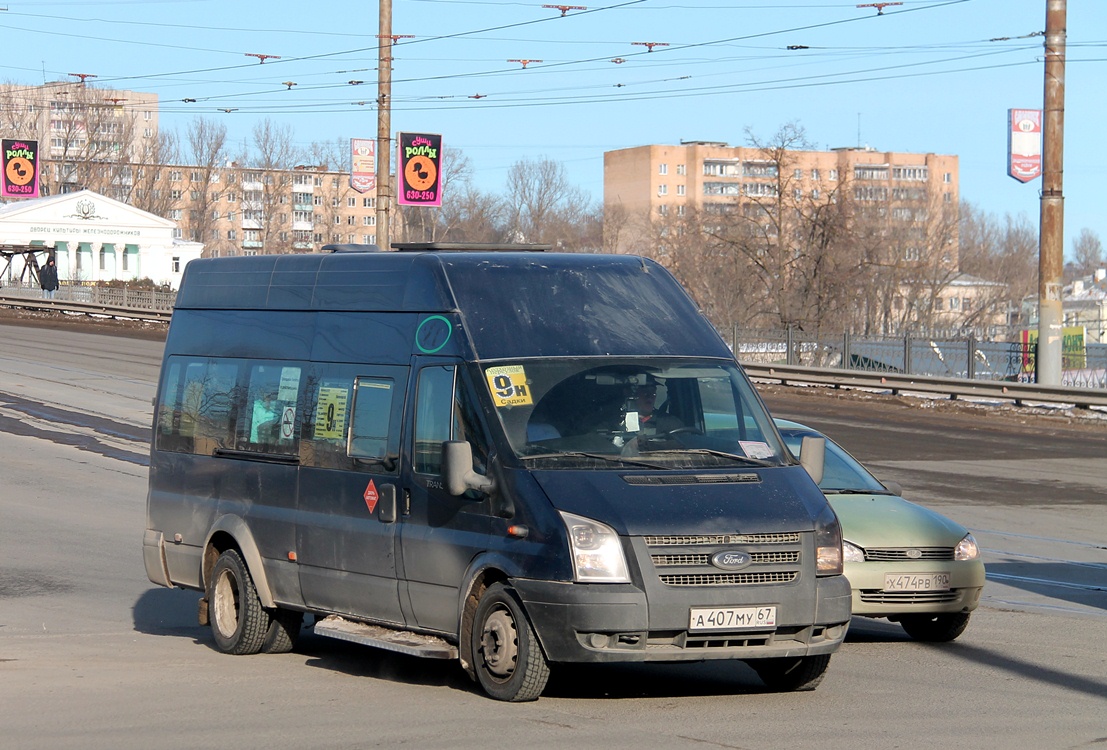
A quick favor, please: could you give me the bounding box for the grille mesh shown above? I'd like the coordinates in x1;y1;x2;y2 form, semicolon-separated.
652;551;800;567
644;533;801;546
659;571;797;587
859;590;960;604
864;547;954;561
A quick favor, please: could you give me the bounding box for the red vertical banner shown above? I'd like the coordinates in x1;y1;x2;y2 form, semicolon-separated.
350;138;376;193
2;139;40;198
1007;109;1042;183
397;132;442;207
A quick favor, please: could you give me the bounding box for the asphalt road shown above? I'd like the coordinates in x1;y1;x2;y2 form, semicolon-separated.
1;319;1105;750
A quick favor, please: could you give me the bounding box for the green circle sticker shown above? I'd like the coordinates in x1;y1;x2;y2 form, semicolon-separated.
416;315;452;353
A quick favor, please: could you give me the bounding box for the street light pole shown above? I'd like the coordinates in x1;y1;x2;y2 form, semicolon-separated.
376;0;392;250
1036;0;1066;384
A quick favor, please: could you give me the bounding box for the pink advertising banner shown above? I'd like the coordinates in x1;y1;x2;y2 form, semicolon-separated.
350;138;376;193
1007;109;1042;183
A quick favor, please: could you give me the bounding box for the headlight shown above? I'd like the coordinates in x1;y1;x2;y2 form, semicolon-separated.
954;533;980;561
559;511;630;583
814;504;843;576
842;540;865;563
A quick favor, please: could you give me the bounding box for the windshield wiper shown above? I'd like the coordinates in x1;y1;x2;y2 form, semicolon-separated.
638;448;778;467
520;451;669;470
823;488;891;495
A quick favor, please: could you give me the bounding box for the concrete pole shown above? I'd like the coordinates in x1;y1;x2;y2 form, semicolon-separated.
376;0;392;250
1036;0;1066;384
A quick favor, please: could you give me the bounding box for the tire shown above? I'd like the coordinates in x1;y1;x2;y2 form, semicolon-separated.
471;582;550;702
899;612;970;642
208;549;268;655
261;607;302;654
750;654;831;692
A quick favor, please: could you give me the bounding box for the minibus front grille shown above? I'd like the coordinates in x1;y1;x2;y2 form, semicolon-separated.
658;571;798;587
643;533;801;546
652;551;800;567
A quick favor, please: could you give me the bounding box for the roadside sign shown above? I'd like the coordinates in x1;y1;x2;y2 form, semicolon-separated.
397;132;442;206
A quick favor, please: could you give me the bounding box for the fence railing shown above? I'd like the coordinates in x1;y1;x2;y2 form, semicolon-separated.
0;282;177;311
733;327;1107;389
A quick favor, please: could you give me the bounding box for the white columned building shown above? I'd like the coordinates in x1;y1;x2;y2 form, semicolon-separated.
0;190;202;289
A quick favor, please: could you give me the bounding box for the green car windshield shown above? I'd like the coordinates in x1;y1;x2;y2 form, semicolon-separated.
482;359;787;470
779;429;888;494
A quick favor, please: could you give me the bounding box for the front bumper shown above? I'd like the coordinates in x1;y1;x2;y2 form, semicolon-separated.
845;559;986;617
511;575;851;664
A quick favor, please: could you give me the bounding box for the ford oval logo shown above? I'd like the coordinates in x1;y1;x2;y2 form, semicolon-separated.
711;550;752;571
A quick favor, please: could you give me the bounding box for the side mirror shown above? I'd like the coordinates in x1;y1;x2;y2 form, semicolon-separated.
442;441;495;497
799;436;825;486
882;480;903;497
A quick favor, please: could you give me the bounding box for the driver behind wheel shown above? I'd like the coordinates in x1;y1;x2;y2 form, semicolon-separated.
623;376;682;435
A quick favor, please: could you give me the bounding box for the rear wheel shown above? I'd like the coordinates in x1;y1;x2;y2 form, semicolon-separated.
209;549;268;655
471;582;550;702
750;654;831;692
899;612;970;642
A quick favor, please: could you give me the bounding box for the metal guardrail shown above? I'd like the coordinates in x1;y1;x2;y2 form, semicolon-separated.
741;362;1107;409
0;291;171;324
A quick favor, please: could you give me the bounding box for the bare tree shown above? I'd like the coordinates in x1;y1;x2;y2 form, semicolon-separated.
238;119;302;253
502;157;599;248
1070;228;1104;279
177;118;230;256
130;130;180;218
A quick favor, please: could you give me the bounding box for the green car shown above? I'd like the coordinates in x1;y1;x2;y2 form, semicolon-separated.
775;419;985;642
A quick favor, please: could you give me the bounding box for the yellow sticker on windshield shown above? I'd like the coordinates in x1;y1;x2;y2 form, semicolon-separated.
486;365;533;407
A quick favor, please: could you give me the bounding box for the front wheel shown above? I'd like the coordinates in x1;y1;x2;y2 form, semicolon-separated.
899;612;970;642
208;549;268;655
750;654;831;692
471;582;550;702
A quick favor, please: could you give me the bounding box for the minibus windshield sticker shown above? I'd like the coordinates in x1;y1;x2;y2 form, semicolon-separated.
280;407;296;441
486;365;534;408
415;315;452;353
315;386;350;439
739;441;774;460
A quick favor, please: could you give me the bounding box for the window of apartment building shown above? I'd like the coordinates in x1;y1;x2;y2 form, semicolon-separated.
210;229;219;241
313;195;324;205
658;205;668;215
811;168;820;181
829;169;839;180
227;211;236;222
704;182;741;196
703;160;741;177
294;211;312;223
332;197;340;207
676;164;685;176
210;173;220;183
212;210;221;220
245;230;260;242
144;110;152;121
892;187;925;201
854;186;888;201
963;298;972;311
363;215;375;226
331;232;341;242
226;192;236;202
189;230;200;241
347;197;356;207
334;215;342;225
812;188;821;200
794;169;803;179
904;247;920;261
190;191;200;201
224;249;237;257
280;231;289;242
171;190;182;200
169;209;182;219
313;213;321;225
892;166;928;181
676;185;685;196
347;216;356;225
659;163;668;175
743;161;778;178
943;172;952;183
744;182;778;197
169;170;181;182
854;165;889;180
933;297;943;312
293;192;311;205
658;184;668;195
949;297;960;311
363;197;375;208
227;229;237;240
332;178;339;188
314;177;323;187
172;257;181;273
280;195;288;204
173;228;183;239
314;233;324;242
364;234;375;244
794;188;803;201
294;174;311;186
143;128;153;138
944;192;952;203
677;205;685;216
226;173;236;184
294;230;312;242
190;171;202;182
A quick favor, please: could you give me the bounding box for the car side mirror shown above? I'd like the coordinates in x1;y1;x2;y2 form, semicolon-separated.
882;480;903;497
799;436;825;486
442;441;495;497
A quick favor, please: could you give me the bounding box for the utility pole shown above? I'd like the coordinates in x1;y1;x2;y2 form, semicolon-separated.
1037;0;1065;384
376;0;393;250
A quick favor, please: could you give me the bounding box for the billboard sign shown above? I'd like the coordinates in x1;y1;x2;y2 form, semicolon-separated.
1007;109;1042;183
350;138;376;194
2;139;40;198
397;132;442;207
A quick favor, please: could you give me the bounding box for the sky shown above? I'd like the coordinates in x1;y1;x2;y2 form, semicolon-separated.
2;0;1104;259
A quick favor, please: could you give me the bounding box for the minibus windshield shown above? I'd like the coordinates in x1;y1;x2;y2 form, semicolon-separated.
481;359;787;469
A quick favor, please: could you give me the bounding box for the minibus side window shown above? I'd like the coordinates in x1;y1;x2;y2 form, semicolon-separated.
414;366;489;476
155;357;238;455
238;363;301;455
348;377;395;460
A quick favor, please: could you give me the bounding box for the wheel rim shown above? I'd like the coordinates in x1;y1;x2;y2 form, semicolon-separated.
479;604;519;680
212;568;240;639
